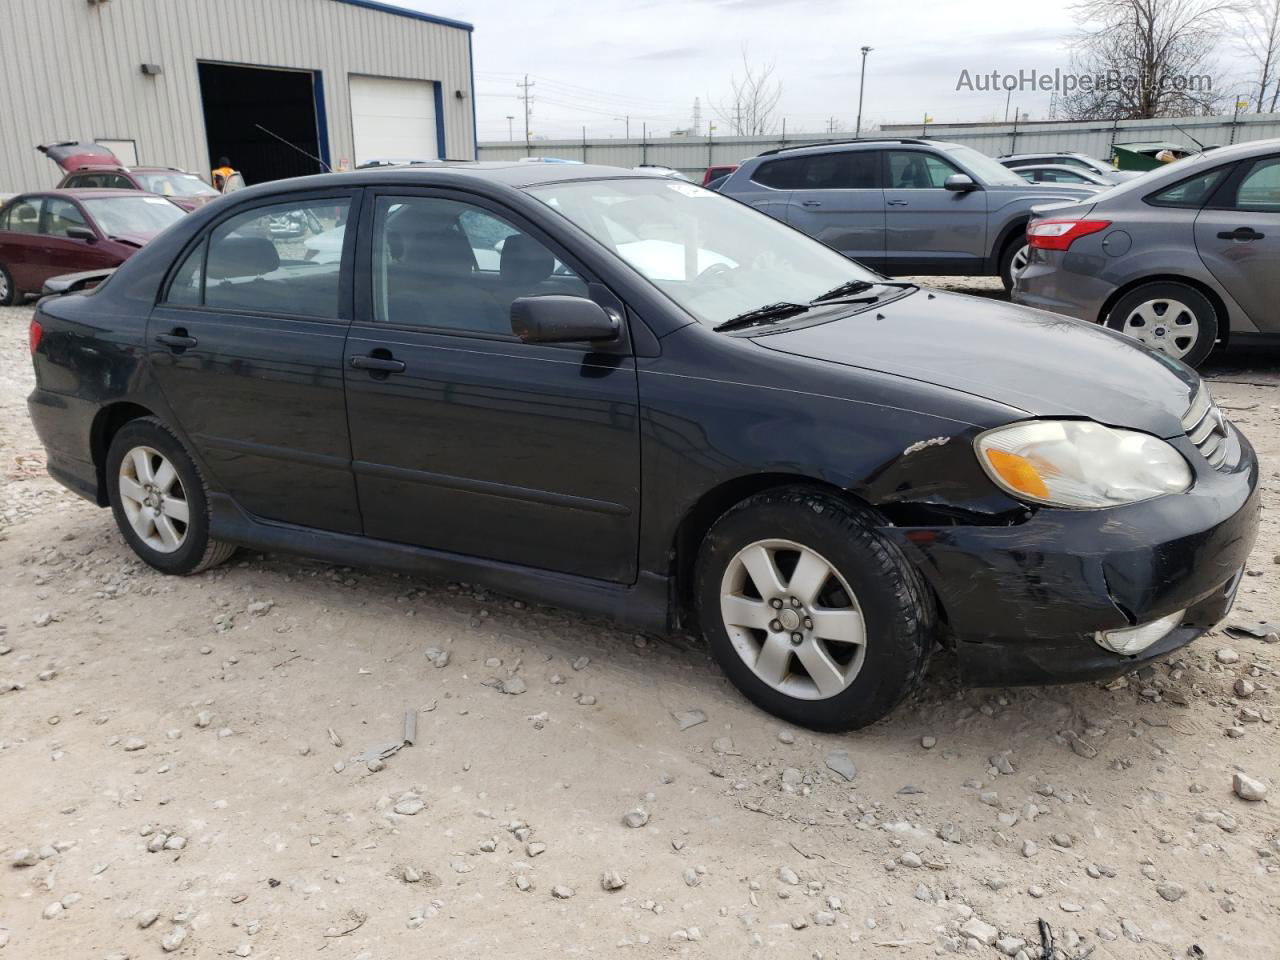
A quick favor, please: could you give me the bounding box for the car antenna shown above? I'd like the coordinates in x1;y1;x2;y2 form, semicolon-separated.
253;123;333;172
1171;124;1206;151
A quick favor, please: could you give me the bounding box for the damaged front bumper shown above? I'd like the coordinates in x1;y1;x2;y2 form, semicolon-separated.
884;431;1261;686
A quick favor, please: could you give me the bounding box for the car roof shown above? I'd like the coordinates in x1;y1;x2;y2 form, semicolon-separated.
12;188;150;201
1001;152;1093;160
211;162;685;200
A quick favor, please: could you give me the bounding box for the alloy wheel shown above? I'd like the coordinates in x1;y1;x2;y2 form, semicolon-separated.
117;445;190;553
1119;298;1199;359
1010;244;1030;276
718;539;866;701
0;271;9;302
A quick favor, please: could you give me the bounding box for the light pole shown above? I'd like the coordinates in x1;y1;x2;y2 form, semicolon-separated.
505;115;515;141
614;115;631;138
855;46;872;139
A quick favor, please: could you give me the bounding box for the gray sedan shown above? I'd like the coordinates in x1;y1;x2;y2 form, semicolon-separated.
1013;138;1280;367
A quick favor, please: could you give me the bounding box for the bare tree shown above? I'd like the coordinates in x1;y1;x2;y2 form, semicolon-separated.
712;49;783;136
1238;0;1280;110
1064;0;1235;119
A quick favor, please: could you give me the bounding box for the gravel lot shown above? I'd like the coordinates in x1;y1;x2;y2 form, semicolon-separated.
1;286;1278;960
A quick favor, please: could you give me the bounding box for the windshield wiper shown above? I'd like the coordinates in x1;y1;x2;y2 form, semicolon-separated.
810;279;875;303
714;301;812;332
810;279;916;303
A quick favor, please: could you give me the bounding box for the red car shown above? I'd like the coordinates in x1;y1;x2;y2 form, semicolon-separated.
40;142;220;212
702;163;739;185
0;189;186;305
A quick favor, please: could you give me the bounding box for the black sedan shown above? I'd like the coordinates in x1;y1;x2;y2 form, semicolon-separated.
25;163;1260;731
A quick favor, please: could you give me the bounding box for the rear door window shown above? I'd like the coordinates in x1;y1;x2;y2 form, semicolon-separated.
752;152;880;190
197;199;350;318
1226;156;1280;212
1;197;43;233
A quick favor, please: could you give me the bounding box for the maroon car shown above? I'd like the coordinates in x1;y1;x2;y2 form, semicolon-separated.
39;142;220;212
0;189;186;305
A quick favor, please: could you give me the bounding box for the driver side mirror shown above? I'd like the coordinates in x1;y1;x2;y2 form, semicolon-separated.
944;174;978;192
511;295;620;344
65;226;97;242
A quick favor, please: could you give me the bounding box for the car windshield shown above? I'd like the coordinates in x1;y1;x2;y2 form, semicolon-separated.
525;178;883;327
944;145;1032;186
134;172;218;197
82;196;186;237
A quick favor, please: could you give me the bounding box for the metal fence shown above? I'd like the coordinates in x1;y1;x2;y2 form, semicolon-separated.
478;112;1280;177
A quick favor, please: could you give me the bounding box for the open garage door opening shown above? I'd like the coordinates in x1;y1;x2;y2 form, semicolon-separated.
198;62;328;186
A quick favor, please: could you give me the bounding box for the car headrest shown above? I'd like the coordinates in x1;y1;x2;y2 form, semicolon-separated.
500;234;554;285
208;237;280;279
399;225;476;276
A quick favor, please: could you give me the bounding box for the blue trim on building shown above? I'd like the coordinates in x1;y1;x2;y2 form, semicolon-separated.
313;70;333;171
467;31;478;159
433;81;447;159
334;0;473;32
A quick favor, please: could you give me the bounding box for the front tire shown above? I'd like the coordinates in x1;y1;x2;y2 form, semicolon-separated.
694;488;934;732
998;235;1029;293
106;418;236;575
1104;281;1218;367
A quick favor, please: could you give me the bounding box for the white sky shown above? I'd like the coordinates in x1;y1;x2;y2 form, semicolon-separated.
394;0;1238;141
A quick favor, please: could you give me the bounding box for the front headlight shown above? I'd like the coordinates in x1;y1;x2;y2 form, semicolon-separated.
976;420;1192;508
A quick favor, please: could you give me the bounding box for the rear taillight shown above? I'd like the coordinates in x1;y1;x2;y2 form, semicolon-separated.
1026;218;1111;251
29;318;43;355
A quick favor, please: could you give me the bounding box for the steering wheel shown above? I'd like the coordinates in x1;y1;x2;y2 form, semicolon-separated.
698;262;734;282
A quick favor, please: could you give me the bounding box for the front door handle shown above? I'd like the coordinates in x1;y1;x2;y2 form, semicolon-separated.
886;199;909;206
155;330;198;350
1218;226;1265;241
350;353;406;374
800;200;822;207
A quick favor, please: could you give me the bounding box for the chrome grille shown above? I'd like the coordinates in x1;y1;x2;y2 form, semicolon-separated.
1181;384;1236;471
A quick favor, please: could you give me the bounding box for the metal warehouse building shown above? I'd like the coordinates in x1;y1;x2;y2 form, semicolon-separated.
1;0;475;193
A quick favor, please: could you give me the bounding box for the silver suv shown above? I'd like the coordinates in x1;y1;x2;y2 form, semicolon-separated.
719;138;1100;290
1013;137;1280;367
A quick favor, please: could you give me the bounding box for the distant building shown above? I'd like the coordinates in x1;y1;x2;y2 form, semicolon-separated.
3;0;476;192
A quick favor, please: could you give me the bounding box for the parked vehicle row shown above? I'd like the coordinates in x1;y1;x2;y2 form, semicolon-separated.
25;161;1259;731
717;138;1101;290
1014;137;1280;367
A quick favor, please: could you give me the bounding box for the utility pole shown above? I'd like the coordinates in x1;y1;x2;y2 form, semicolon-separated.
505;115;515;141
692;97;702;136
826;116;837;134
1003;87;1012;123
614;116;630;138
517;74;535;153
855;46;872;139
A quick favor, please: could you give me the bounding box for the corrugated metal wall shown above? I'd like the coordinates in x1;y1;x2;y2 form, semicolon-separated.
1;0;474;193
478;113;1280;177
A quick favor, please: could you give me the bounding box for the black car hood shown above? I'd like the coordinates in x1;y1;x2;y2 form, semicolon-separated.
753;289;1199;438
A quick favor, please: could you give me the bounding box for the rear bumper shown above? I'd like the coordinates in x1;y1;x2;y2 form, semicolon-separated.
1012;253;1110;323
884;429;1261;686
28;387;102;505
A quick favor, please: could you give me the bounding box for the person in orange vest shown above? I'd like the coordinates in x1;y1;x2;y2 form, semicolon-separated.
211;157;235;191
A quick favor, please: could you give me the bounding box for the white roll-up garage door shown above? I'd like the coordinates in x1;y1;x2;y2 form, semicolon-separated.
349;75;439;166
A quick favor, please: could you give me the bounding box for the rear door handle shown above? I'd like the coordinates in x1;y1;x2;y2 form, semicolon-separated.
886;200;909;206
350;354;406;373
155;332;198;349
800;200;822;207
1218;226;1265;241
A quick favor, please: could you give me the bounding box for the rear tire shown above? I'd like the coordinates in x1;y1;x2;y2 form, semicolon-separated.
0;264;16;306
694;487;934;732
998;234;1029;293
1104;281;1218;368
106;417;236;575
